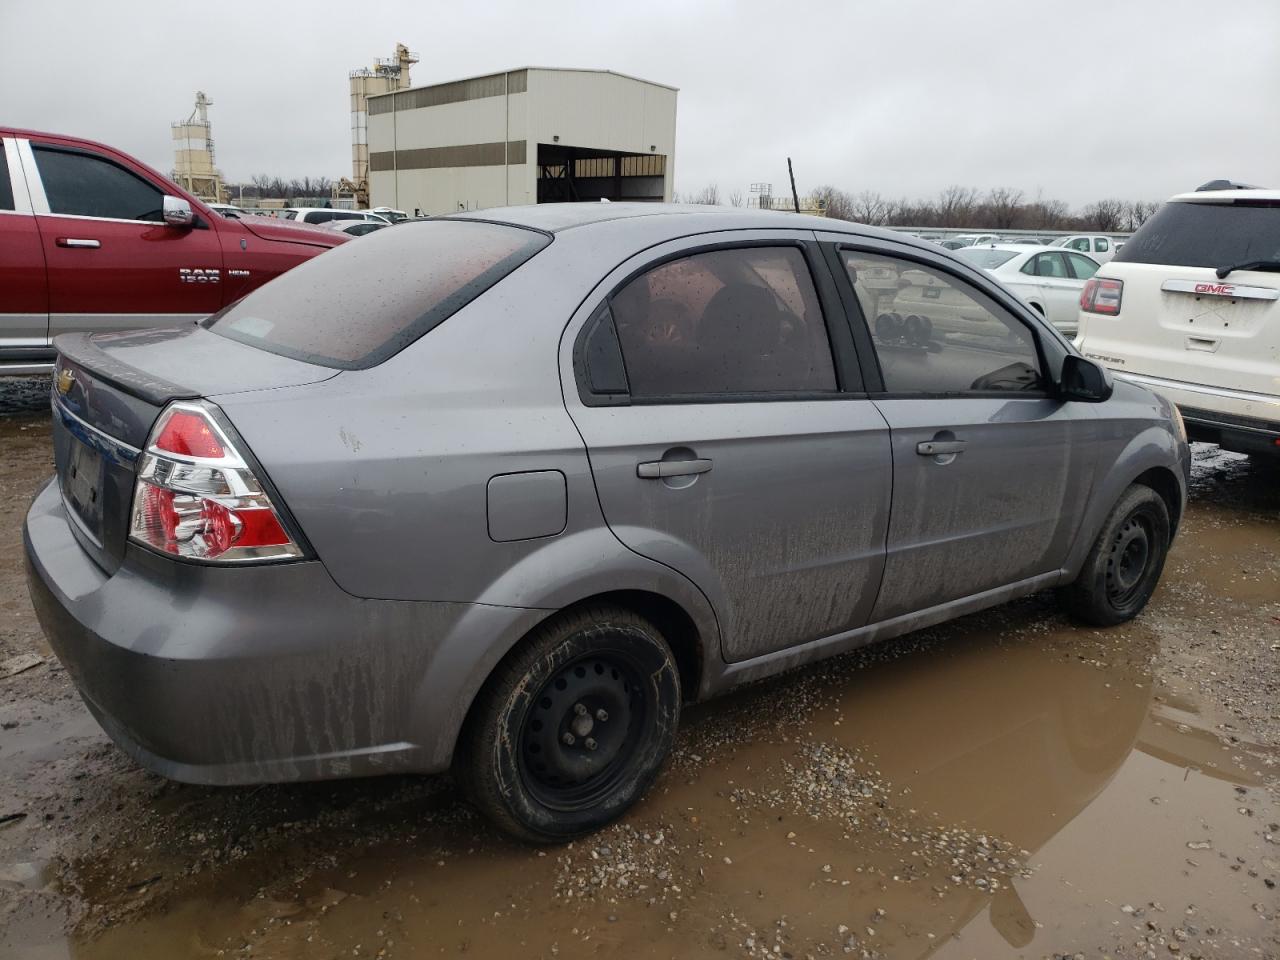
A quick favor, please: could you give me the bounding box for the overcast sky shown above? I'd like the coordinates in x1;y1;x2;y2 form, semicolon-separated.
3;0;1277;208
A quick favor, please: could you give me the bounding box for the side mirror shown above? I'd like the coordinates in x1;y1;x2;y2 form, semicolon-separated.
163;195;194;227
1059;354;1113;402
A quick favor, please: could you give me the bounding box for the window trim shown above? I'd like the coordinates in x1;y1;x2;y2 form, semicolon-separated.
825;241;1056;401
27;142;206;228
573;237;863;407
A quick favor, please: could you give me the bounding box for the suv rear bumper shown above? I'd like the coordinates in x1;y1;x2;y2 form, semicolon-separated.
24;478;546;784
1114;371;1280;456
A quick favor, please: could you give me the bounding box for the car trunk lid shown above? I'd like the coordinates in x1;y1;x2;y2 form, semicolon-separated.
50;326;336;574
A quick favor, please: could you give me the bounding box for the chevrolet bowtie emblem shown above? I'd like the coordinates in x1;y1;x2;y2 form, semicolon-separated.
56;367;75;396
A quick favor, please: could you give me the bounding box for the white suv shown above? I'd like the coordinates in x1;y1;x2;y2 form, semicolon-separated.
1076;186;1279;458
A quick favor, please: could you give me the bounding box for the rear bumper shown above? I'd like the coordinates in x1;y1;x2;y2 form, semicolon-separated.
1113;371;1280;457
23;478;546;784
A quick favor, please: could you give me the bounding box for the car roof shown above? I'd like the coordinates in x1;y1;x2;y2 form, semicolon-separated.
449;202;918;245
1170;188;1280;203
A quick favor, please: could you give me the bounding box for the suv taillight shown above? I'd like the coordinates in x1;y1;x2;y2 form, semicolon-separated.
129;402;302;562
1080;277;1124;315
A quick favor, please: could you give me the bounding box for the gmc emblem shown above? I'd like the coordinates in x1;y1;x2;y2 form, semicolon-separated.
1194;282;1233;296
179;268;221;284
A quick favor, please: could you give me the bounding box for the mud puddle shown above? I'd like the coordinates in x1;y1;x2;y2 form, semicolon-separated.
2;406;1276;958
17;609;1271;960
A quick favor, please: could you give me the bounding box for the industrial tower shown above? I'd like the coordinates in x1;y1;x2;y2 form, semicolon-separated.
171;92;225;202
340;43;418;207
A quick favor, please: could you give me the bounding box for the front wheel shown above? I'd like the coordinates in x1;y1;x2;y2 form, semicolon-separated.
1060;484;1171;626
456;606;681;844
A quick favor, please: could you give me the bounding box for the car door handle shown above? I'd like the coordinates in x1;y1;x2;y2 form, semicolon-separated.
916;440;967;456
56;238;100;249
637;458;713;479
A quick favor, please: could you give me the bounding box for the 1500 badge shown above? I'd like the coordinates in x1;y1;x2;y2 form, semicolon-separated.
179;268;221;283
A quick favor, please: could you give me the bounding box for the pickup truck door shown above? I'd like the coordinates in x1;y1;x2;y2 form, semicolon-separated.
18;137;223;339
0;137;50;371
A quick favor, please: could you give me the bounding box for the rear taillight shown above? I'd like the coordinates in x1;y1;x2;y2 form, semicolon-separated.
129;402;302;563
1080;277;1124;315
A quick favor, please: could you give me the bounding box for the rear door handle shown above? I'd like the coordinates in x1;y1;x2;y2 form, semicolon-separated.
916;440;967;456
56;238;100;249
637;458;713;479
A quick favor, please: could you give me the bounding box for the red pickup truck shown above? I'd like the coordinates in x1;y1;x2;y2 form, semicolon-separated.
0;128;346;374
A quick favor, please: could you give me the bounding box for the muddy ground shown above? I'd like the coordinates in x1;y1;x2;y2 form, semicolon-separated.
0;377;1276;960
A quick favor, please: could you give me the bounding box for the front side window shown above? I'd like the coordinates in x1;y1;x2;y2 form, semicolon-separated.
1068;237;1090;252
841;250;1044;395
1025;252;1069;278
33;146;163;221
609;246;837;398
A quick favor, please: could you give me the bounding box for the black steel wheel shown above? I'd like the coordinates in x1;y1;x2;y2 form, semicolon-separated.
1061;484;1172;626
457;606;681;843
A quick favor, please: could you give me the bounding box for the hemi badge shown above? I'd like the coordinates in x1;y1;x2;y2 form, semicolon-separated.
1161;279;1278;301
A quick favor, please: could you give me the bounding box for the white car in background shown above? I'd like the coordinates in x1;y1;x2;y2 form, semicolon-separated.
956;244;1100;336
280;207;391;226
1076;186;1280;458
1053;234;1119;263
950;233;1001;247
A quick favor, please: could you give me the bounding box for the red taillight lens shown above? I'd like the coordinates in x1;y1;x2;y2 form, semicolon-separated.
153;410;225;458
129;403;302;563
1080;277;1124;315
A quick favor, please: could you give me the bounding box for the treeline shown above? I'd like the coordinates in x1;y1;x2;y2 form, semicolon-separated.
679;183;1159;233
225;175;335;202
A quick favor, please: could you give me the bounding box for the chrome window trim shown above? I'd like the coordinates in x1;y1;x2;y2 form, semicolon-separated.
2;137;33;214
14;139;49;213
35;212;170;227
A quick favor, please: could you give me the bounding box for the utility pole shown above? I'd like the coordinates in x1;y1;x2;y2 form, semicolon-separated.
787;157;800;214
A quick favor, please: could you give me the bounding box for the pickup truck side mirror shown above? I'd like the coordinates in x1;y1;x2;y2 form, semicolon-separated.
163;196;194;227
1059;354;1113;402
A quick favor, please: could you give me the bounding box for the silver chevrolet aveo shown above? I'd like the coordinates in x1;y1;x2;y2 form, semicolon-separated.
25;205;1189;842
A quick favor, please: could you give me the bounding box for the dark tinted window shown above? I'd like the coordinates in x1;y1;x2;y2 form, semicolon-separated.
33;146;163;221
610;246;837;397
1114;200;1280;268
0;147;13;210
842;250;1044;395
207;220;550;369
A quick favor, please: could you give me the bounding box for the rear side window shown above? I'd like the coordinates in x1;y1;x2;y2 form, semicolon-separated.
33;146;163;221
1115;201;1280;268
609;246;837;397
206;220;550;369
1066;253;1099;280
0;146;13;210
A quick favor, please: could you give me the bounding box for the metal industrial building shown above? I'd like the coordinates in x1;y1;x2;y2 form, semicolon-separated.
367;68;677;215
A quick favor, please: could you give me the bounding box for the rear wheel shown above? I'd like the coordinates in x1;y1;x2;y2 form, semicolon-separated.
1061;484;1171;626
457;606;681;844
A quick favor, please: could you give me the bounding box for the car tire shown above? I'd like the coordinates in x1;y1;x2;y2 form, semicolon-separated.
1061;484;1171;627
456;606;681;844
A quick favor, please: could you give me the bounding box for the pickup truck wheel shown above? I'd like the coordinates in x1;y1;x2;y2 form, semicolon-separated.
1061;484;1170;626
457;606;680;844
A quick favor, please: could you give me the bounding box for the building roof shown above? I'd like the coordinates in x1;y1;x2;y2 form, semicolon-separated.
367;66;679;102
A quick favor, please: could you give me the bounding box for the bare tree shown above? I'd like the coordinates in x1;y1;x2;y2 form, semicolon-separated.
810;185;854;221
1080;198;1126;232
936;185;980;227
728;189;744;207
983;187;1025;229
687;184;721;205
1122;200;1159;232
849;190;889;225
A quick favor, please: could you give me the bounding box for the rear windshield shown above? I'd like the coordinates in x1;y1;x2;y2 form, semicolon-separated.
1114;201;1280;268
206;219;550;369
956;248;1018;269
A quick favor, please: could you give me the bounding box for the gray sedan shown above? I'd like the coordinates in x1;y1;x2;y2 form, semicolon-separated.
25;204;1189;842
